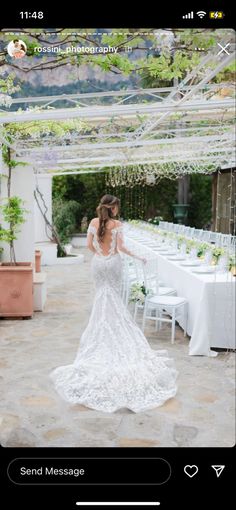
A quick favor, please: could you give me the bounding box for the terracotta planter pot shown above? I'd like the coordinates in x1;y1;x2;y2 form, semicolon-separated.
35;250;42;273
0;262;33;318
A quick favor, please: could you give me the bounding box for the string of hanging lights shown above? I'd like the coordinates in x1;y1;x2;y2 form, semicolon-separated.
105;161;221;188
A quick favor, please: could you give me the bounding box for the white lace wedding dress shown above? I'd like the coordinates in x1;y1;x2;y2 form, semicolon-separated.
50;223;178;413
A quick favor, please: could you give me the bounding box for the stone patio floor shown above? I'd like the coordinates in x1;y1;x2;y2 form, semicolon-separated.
0;247;235;447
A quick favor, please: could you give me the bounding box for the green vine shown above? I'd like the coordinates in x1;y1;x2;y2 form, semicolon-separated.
0;196;28;264
0;140;28;264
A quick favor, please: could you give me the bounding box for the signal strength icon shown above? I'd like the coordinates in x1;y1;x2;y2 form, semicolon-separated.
196;11;207;18
182;12;194;19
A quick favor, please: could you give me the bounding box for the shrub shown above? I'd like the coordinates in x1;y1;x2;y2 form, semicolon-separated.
52;198;81;245
188;174;212;228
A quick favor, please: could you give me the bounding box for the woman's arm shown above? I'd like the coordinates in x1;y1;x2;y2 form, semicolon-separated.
117;224;146;263
87;223;96;253
87;233;96;253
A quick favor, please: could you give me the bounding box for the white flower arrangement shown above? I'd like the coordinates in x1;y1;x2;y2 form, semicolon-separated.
128;220;234;269
147;216;163;225
129;283;148;304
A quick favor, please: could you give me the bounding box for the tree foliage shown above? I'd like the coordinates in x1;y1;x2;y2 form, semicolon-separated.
0;29;233;90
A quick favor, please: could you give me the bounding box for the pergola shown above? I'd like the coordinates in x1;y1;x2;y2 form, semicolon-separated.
0;41;235;174
0;41;235;263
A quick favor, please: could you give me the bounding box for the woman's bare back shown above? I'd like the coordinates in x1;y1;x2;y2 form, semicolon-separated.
91;218;120;256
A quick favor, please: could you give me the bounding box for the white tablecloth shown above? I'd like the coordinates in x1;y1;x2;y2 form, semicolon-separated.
126;235;235;356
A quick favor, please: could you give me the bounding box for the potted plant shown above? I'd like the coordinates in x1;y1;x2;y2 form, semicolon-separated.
0;145;33;318
0;196;34;318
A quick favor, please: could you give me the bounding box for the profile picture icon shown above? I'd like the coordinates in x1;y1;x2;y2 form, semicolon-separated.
7;39;27;59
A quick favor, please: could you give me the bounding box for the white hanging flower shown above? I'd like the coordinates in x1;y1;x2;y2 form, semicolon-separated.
153;30;174;49
0;93;13;107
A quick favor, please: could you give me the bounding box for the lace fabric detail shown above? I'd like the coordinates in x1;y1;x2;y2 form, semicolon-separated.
108;226;123;256
87;225;96;235
50;226;178;413
87;222;123;257
87;224;103;256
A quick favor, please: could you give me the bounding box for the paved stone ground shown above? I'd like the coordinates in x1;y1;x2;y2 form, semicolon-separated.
0;247;235;447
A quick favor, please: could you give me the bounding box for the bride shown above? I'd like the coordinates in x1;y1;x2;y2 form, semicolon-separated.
50;194;178;412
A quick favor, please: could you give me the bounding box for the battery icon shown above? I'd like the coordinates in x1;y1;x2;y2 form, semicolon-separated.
209;11;224;19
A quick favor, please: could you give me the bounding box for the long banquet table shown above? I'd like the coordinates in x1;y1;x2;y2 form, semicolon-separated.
125;234;235;357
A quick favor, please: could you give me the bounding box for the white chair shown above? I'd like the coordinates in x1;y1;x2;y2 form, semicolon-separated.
121;255;139;306
133;258;176;321
231;236;236;250
185;227;195;238
201;231;211;242
121;237;150;306
194;229;203;240
221;234;233;249
142;294;188;344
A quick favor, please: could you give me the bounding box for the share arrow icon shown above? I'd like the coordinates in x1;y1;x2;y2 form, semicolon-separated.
211;465;225;477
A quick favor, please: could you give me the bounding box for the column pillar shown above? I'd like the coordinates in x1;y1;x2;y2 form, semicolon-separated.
11;163;35;262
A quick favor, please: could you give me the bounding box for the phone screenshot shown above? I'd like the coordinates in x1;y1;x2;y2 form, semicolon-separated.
0;4;235;509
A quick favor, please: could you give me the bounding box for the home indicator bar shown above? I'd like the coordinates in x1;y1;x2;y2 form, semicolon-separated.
75;503;161;507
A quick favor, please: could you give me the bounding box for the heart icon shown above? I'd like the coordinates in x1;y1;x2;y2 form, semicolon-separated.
184;465;199;478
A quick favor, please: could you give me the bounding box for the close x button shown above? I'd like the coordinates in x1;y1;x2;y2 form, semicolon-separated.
7;457;171;485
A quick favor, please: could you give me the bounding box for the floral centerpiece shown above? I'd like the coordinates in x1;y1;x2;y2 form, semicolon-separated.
127;220;235;272
229;254;236;276
147;216;163;226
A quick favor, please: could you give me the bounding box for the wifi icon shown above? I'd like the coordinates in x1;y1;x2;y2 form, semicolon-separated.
197;11;207;18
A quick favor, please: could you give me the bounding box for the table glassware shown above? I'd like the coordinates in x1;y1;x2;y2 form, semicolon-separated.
216;255;228;273
189;247;198;259
180;243;187;256
203;250;212;265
